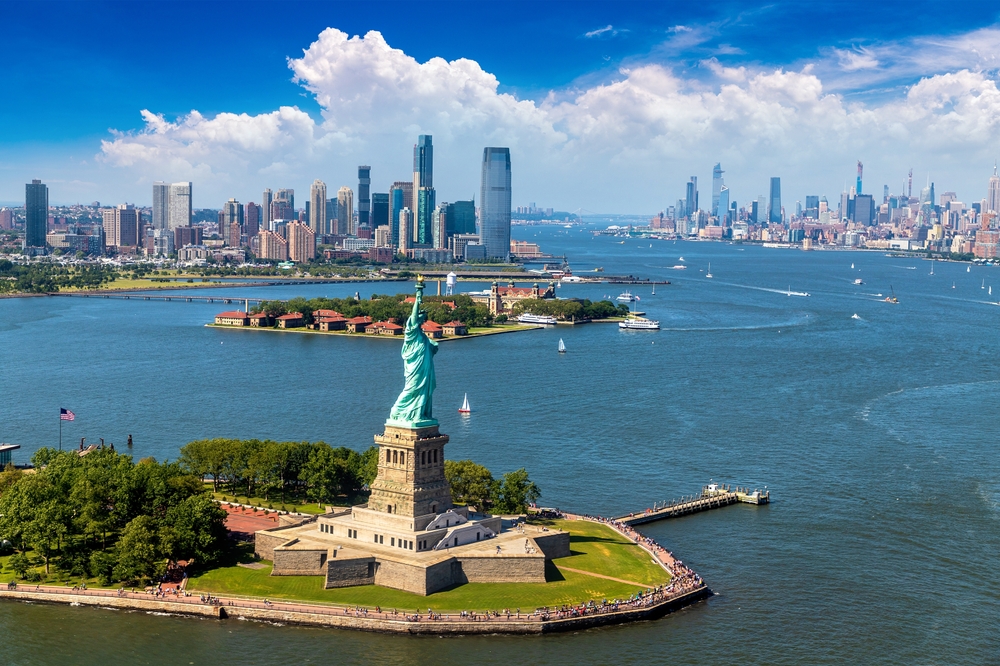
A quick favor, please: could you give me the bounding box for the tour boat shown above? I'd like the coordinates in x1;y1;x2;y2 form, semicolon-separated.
854;278;864;285
616;291;637;302
706;263;713;279
672;265;687;270
558;338;566;353
619;316;660;330
458;394;471;414
517;313;558;325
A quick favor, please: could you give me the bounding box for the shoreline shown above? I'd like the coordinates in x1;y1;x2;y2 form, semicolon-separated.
0;585;709;634
205;323;541;341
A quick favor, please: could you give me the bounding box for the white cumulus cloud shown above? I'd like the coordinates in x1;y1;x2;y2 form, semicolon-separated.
98;27;1000;212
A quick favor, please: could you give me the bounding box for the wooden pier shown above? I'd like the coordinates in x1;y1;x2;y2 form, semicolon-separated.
616;483;769;526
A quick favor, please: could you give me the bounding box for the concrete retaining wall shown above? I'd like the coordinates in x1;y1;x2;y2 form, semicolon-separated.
325;557;375;588
0;586;710;634
455;555;546;584
532;532;571;559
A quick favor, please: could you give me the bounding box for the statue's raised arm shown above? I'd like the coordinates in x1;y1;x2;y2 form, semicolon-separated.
387;277;439;428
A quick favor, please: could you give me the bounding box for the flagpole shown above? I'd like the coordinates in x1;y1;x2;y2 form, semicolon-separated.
59;413;62;451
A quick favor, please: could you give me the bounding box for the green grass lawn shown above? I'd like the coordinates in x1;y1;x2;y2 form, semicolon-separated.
59;277;222;292
187;519;669;611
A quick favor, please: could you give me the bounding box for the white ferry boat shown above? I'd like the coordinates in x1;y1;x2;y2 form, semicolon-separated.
619;315;660;330
517;313;558;325
616;291;636;302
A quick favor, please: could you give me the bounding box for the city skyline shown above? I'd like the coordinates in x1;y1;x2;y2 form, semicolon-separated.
5;2;1000;212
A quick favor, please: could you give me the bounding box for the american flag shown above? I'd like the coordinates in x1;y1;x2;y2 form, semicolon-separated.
60;408;75;421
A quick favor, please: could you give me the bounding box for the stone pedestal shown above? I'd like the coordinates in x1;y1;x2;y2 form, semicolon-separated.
367;423;453;528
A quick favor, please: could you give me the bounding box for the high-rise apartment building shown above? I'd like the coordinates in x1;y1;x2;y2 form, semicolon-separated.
711;163;724;216
287;220;316;263
0;208;13;230
479;147;511;261
398;207;412;254
988;165;1000;214
390;182;412;247
245;202;261;238
309;180;327;235
416;187;435;245
768;177;782;224
413;135;433;198
24;179;48;250
102;204;138;249
432;205;447;249
262;189;273;228
257;229;288;261
221;198;244;246
152;182;192;231
337;187;354;236
358;167;371;227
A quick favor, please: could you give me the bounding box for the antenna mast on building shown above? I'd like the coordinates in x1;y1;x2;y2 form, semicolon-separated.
908;168;913;199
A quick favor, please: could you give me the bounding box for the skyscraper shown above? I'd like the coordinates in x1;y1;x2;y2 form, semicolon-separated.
398;207;412;254
718;186;730;226
416;187;435;245
262;188;273;229
988;165;1000;214
479;147;511;261
152;181;192;231
276;188;294;211
287;220;316;263
805;195;820;219
221;198;244;246
413;135;433;195
856;161;864;195
432;205;447;249
768;177;782;224
101;204;138;249
371;193;389;232
358;166;371;228
711;163;724;216
390;181;412;247
24;179;48;250
685;177;698;217
445;200;476;236
245;202;261;238
309;180;327;235
337;186;354;236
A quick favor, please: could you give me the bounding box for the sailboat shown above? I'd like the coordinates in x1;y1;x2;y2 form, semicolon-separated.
991;286;993;297
982;279;986;289
968;265;971;272
885;285;899;304
851;263;855;269
929;263;934;275
458;394;471;414
651;285;656;295
558;339;566;354
952;282;956;289
706;263;713;279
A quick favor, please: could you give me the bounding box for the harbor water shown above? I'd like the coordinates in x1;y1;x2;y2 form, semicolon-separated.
1;227;999;664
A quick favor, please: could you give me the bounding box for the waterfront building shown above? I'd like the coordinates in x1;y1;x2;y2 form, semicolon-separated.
712;163;724;216
24;179;48;251
358;166;371;228
337;186;354;236
471;281;556;315
309;180;327;235
215;311;250;326
102;204;138;249
398;207;412;254
276;313;304;329
287;220;316;263
262;188;273;229
768;177;782;224
480;147;511;261
446;200;476;236
257;229;288;261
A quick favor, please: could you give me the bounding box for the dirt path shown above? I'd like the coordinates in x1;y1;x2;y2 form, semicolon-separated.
557;566;646;587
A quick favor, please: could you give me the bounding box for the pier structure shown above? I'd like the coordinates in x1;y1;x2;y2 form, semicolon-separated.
616;483;769;526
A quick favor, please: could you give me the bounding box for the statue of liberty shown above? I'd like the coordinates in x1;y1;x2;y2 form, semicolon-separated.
388;277;438;427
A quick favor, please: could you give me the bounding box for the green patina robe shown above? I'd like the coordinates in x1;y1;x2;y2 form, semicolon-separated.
389;286;438;425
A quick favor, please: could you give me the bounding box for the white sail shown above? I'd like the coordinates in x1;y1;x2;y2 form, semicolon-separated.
558;338;566;353
459;393;471;413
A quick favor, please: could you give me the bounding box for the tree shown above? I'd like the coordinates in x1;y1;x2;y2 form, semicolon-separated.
300;444;346;505
180;438;236;491
8;553;29;579
161;494;228;565
494;468;541;515
113;515;162;584
445;460;496;510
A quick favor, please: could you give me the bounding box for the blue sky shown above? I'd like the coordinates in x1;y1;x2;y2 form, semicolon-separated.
4;1;1000;211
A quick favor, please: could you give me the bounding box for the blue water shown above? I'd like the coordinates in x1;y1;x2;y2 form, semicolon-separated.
2;228;999;664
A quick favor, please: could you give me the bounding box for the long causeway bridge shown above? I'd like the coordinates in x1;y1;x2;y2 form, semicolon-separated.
616;483;769;526
52;293;270;306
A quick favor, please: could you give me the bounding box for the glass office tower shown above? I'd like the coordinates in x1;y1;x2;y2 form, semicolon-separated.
479;148;511;261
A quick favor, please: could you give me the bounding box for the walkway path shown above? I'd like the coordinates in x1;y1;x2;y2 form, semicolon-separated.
557;566;647;586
